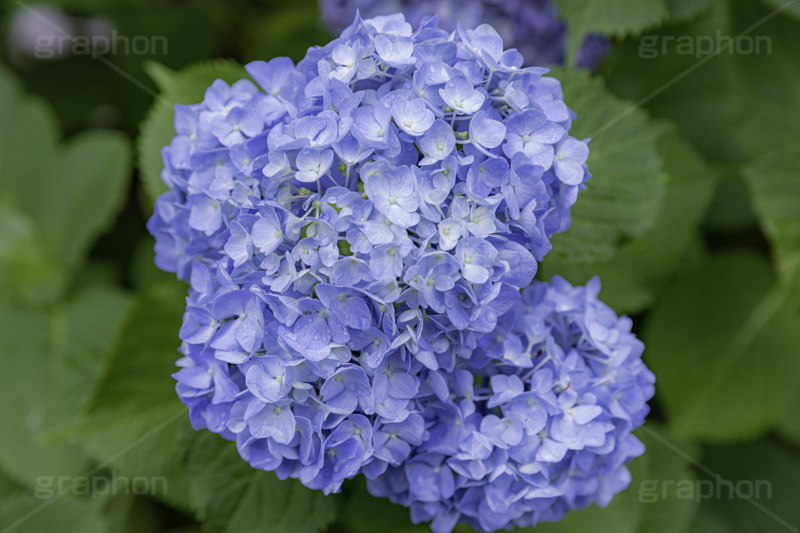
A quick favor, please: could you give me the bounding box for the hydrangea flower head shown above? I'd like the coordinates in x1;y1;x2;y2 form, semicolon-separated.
150;12;591;349
146;12;650;533
318;0;611;69
367;277;655;531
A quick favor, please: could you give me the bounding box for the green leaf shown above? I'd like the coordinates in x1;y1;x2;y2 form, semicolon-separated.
633;425;699;533
137;60;248;204
0;284;134;488
703;173;759;233
544;68;668;264
76;280;195;511
778;394;800;445
542;129;716;313
337;480;420;533
189;433;339;533
131;236;177;291
76;407;195;513
47;285;134;421
0;494;108;533
760;0;800;22
0;305;85;486
744;148;800;279
0;201;64;305
700;440;800;532
688;507;733;533
731;0;800;155
665;0;714;22
241;3;331;63
643;251;800;441
605;0;745;162
0;65;59;210
0;66;132;297
102;494;164;533
0;470;22;499
87;281;185;412
25;132;132;271
554;0;668;64
0;68;64;305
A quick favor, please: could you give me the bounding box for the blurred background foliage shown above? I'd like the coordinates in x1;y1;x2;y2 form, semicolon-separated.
0;0;798;531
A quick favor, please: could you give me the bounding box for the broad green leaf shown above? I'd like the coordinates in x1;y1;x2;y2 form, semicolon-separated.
47;285;134;421
0;65;59;210
25;131;132;271
644;251;800;440
0;470;22;498
77;280;194;511
71;261;124;290
0;304;85;486
665;0;714;22
605;0;744;162
760;0;800;21
615;131;717;301
730;0;800;155
0;66;132;297
0;494;108;533
633;425;699;533
542;130;716;313
0;68;64;305
544;68;669;264
137;60;248;204
241;3;331;62
76;407;195;512
700;440;800;532
777;394;800;445
101;494;162;533
87;281;185;411
0;284;134;488
337;480;422;533
744;148;800;279
131;236;176;291
0;201;64;305
688;508;733;533
189;432;339;533
554;0;668;64
106;2;226;70
703;174;759;233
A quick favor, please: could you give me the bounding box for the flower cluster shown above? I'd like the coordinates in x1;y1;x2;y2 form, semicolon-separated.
318;0;610;69
150;12;591;350
148;12;651;533
367;277;655;532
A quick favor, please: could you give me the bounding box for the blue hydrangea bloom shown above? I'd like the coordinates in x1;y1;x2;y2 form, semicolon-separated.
147;12;650;532
366;277;655;532
318;0;610;69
